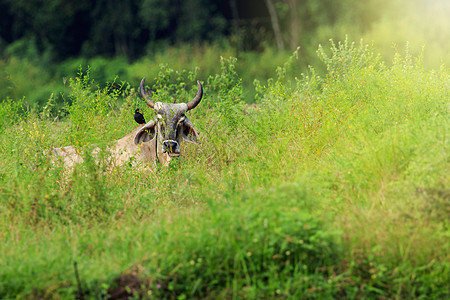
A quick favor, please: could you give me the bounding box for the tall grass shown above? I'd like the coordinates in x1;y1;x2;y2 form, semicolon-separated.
0;39;448;298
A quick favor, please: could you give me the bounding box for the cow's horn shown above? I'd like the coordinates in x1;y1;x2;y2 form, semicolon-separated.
186;80;203;111
139;77;154;109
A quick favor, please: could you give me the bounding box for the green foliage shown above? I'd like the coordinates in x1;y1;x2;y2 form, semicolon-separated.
206;56;244;128
0;56;57;107
317;37;382;78
0;40;449;298
0;97;23;132
147;191;340;299
65;68;120;146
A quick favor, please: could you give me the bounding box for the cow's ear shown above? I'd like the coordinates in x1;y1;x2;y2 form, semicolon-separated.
180;117;199;143
134;120;156;144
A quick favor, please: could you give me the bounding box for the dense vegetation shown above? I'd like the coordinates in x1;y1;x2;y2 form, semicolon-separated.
1;0;449;108
0;0;401;58
0;39;448;298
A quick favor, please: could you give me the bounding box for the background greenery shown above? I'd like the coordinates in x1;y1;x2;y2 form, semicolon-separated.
0;0;449;298
0;0;449;108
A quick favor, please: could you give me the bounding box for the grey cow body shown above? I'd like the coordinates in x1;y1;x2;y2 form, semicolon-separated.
50;78;203;168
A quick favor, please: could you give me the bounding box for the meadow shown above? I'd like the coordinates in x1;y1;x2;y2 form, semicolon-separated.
0;40;449;299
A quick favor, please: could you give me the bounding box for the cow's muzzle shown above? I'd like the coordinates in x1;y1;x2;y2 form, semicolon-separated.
163;140;180;157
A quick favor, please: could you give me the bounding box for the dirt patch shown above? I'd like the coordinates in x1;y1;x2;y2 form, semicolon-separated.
108;273;148;300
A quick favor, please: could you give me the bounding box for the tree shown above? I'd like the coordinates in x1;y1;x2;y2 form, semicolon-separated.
286;0;299;50
139;0;175;43
139;0;226;44
264;0;284;50
89;0;143;58
4;0;92;59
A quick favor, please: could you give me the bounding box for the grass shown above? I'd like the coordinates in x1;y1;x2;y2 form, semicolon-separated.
0;39;449;299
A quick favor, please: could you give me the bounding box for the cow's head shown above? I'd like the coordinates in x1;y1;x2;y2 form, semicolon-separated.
134;78;202;164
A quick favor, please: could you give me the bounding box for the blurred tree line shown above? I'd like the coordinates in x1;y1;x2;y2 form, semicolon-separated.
1;0;448;108
0;0;399;61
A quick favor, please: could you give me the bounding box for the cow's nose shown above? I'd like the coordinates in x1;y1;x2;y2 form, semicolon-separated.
163;140;178;152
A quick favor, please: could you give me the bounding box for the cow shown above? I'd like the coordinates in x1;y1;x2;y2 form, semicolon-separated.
133;77;203;166
51;78;203;168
